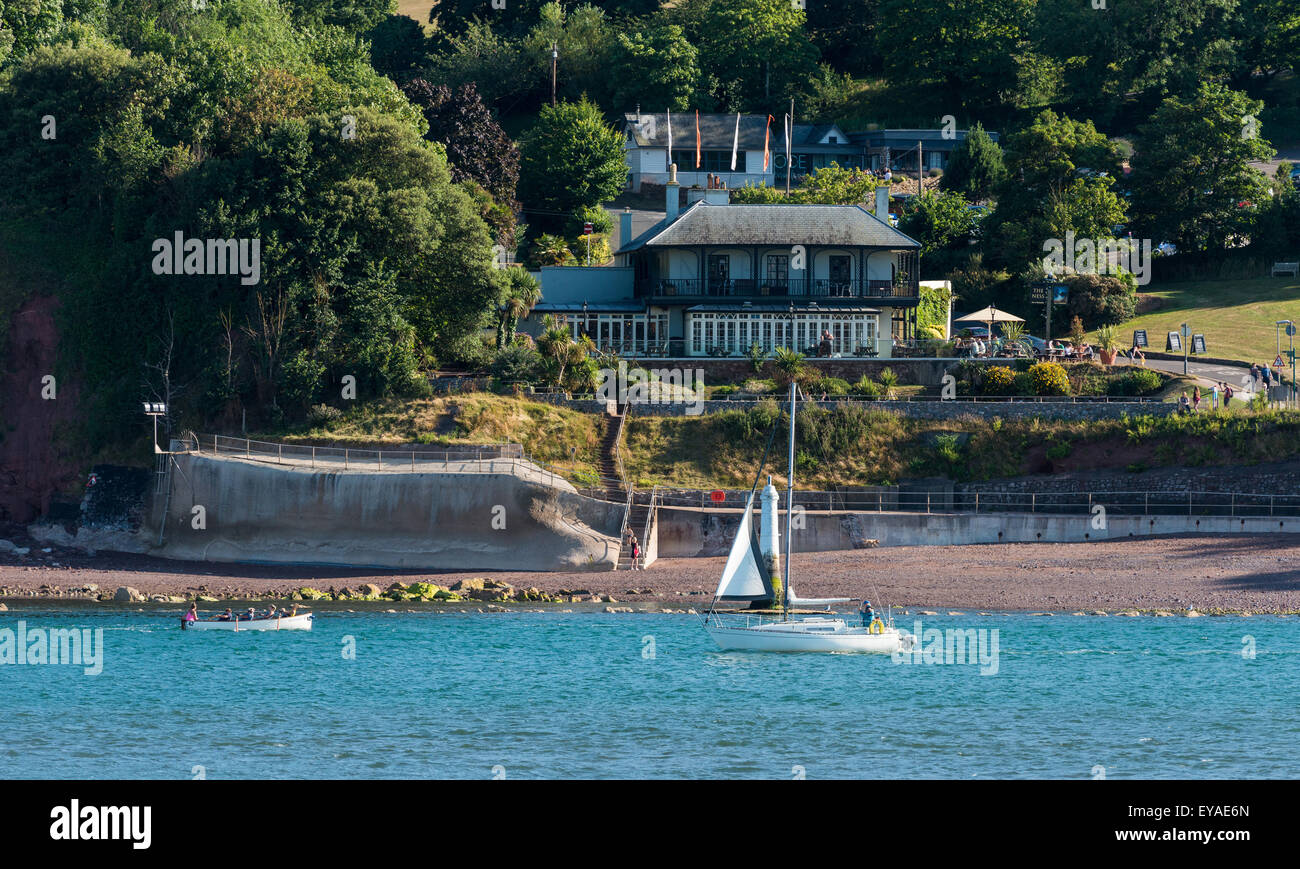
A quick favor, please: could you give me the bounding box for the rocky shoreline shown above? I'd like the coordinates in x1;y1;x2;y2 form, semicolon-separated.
3;527;1300;614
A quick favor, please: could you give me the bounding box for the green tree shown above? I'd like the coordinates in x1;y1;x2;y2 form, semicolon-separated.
684;0;818;110
877;0;1033;115
518;97;626;230
495;268;542;349
940;122;1005;203
983;110;1126;270
1128;83;1275;253
607;24;700;112
899;190;977;276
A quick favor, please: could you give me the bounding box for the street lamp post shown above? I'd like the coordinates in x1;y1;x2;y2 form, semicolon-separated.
1181;322;1190;376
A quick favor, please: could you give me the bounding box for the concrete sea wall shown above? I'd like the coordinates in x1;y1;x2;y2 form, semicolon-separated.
656;505;1294;556
149;453;625;571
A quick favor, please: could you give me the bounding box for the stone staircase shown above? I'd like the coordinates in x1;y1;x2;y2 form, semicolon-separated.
597;404;627;500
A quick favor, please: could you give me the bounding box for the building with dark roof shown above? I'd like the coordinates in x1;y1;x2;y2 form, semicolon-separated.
623;111;997;191
530;169;921;359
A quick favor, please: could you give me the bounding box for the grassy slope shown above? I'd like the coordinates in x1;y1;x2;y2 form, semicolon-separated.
1089;276;1300;365
264;393;606;478
261;392;1300;489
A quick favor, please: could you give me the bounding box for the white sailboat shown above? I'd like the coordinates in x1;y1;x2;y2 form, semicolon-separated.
703;383;915;654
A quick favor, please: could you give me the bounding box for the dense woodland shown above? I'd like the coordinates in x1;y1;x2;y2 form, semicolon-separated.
0;0;1297;446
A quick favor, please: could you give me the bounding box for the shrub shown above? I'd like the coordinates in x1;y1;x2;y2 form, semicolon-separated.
810;375;851;396
877;367;899;399
1106;367;1163;396
1012;372;1033;395
490;344;544;383
307;404;343;426
852;375;882;399
1028;361;1070;395
981;365;1016;395
741;378;776;394
1131;368;1162;394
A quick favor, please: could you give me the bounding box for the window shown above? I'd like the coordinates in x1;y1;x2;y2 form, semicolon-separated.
765;255;789;287
708;254;730;293
671;149;734;173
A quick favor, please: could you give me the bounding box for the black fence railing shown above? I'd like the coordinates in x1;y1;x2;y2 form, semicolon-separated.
634;277;918;302
649;487;1300;517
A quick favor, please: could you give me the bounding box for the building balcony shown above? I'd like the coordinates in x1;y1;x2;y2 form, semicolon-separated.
634;277;918;304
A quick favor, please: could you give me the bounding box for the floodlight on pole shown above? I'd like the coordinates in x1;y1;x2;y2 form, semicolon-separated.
143;401;167;453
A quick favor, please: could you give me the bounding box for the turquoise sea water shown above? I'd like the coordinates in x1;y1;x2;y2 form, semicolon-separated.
1;607;1297;779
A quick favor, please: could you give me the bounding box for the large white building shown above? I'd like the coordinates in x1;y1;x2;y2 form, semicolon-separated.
530;171;922;358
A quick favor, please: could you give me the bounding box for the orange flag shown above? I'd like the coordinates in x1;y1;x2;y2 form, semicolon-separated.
695;110;701;169
763;115;774;170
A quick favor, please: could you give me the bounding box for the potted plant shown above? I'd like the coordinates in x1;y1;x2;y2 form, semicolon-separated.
1096;324;1119;364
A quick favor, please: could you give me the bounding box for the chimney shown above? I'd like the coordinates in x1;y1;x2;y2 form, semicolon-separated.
666;163;680;222
620;207;632;249
875;185;890;223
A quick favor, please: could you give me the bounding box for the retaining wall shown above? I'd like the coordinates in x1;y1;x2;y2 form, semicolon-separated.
656;505;1294;555
148;453;625;571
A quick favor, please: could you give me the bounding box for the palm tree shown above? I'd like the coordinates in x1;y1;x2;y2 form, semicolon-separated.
536;315;576;386
771;347;807;387
496;269;541;349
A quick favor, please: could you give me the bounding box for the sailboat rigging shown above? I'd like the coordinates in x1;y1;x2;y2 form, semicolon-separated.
702;381;915;653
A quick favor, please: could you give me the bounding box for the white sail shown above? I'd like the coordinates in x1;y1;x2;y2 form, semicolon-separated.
713;492;773;601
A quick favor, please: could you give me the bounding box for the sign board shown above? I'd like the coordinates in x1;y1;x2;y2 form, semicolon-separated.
1052;284;1069;304
1288;323;1297;337
583;222;593;235
1166;332;1182;352
1274;354;1285;368
1132;329;1148;348
710;489;726;503
1029;282;1048;303
1191;333;1206;354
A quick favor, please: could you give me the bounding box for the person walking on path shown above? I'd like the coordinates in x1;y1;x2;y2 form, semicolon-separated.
1211;382;1219;410
1223;382;1234;408
1192;385;1201;411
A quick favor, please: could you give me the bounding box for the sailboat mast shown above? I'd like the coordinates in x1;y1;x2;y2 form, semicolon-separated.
783;380;796;621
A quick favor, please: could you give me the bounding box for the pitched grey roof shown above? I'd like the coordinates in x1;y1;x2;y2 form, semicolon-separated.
627;203;920;250
624;113;848;151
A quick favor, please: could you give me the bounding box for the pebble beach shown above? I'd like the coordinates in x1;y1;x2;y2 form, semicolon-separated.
3;531;1299;614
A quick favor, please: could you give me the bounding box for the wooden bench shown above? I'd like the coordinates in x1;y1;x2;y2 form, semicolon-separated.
1273;262;1299;277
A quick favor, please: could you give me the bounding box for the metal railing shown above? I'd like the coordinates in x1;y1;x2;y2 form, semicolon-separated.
647;486;1300;518
634;277;918;301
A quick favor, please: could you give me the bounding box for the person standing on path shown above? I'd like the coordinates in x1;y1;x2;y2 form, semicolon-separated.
1211;382;1219;410
1223;382;1234;408
1192;385;1201;411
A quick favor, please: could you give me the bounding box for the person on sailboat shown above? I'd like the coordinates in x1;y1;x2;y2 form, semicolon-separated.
859;599;875;627
183;603;198;627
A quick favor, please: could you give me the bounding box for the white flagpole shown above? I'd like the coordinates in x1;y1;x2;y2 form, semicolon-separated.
784;113;791;195
666;110;673;168
730;112;740;173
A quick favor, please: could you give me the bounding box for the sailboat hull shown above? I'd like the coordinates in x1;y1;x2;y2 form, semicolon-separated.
705;621;912;654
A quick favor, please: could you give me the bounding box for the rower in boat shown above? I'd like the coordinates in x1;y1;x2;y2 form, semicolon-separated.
217;608;233;621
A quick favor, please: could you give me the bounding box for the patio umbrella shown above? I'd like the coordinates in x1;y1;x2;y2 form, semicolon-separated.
954;306;1024;338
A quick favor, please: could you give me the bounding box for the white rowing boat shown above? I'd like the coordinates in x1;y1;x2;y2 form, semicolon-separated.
182;613;314;632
